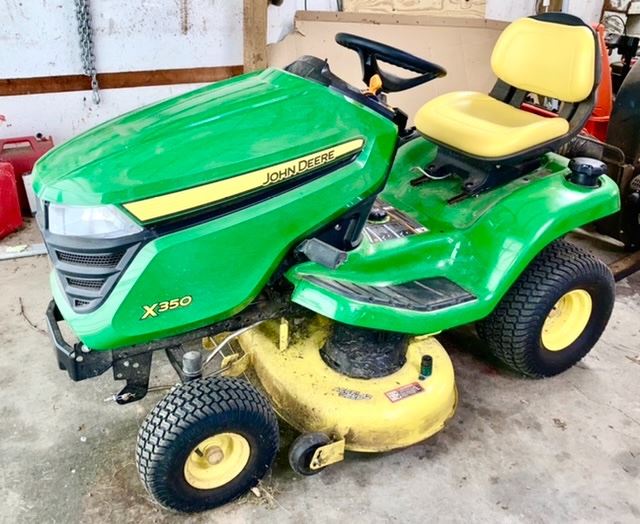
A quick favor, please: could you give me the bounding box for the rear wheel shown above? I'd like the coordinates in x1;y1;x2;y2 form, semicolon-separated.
476;240;615;378
136;376;279;513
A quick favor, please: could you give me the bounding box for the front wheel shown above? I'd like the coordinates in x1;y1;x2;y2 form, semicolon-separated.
136;376;279;513
288;432;332;476
476;240;615;378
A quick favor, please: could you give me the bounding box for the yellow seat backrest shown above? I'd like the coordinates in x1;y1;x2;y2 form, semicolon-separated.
491;17;596;103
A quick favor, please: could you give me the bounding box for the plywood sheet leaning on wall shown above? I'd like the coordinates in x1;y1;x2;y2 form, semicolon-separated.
268;11;505;122
342;0;486;18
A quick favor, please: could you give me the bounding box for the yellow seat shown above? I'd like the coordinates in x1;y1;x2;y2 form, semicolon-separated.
415;15;596;159
415;92;570;158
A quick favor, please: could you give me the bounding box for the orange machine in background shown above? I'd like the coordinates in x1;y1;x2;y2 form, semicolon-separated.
584;24;613;141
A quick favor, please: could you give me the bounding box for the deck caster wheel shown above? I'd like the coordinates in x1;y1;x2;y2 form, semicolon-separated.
477;239;615;378
288;432;332;476
136;376;279;513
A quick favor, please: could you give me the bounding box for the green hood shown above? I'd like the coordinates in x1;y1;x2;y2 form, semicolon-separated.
33;69;383;207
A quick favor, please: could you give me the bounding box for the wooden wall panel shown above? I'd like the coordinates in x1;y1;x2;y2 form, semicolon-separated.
342;0;486;18
244;0;269;72
0;66;242;97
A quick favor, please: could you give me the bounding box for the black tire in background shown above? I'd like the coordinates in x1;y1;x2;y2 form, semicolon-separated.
136;376;279;513
476;240;615;378
608;61;640;164
605;61;640;249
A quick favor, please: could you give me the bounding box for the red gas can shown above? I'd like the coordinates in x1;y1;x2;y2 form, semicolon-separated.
0;135;54;215
0;162;23;239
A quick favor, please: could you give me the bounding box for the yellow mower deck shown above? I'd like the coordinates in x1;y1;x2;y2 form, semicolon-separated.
236;316;457;453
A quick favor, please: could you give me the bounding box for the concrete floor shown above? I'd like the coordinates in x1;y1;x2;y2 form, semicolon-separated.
1;219;639;524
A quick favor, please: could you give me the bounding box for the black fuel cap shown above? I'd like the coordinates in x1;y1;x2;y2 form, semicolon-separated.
568;157;607;187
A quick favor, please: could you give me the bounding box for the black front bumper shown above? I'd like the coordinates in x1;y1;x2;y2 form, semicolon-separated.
46;300;154;404
45;300;113;381
45;291;295;403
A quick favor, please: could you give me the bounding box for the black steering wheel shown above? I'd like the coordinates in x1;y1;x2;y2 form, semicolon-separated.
335;33;446;93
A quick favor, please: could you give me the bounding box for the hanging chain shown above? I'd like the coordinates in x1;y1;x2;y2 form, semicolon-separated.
74;0;100;104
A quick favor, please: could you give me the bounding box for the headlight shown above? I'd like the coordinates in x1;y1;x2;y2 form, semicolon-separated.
47;203;143;238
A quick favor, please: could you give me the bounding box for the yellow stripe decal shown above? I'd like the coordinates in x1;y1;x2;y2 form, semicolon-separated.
124;138;365;222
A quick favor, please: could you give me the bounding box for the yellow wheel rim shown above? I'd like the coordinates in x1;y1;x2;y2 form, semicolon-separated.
183;432;250;490
541;289;592;351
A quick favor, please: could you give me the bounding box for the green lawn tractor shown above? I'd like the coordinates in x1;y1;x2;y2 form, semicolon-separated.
35;13;619;513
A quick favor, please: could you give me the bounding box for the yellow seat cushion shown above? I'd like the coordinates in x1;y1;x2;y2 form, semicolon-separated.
415;91;570;158
491;17;595;103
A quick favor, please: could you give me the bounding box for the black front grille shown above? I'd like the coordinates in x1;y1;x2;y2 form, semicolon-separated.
43;237;142;313
67;277;106;290
37;200;148;314
56;250;125;268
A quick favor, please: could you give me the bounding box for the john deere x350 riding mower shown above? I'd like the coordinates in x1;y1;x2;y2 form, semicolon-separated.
34;13;619;512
